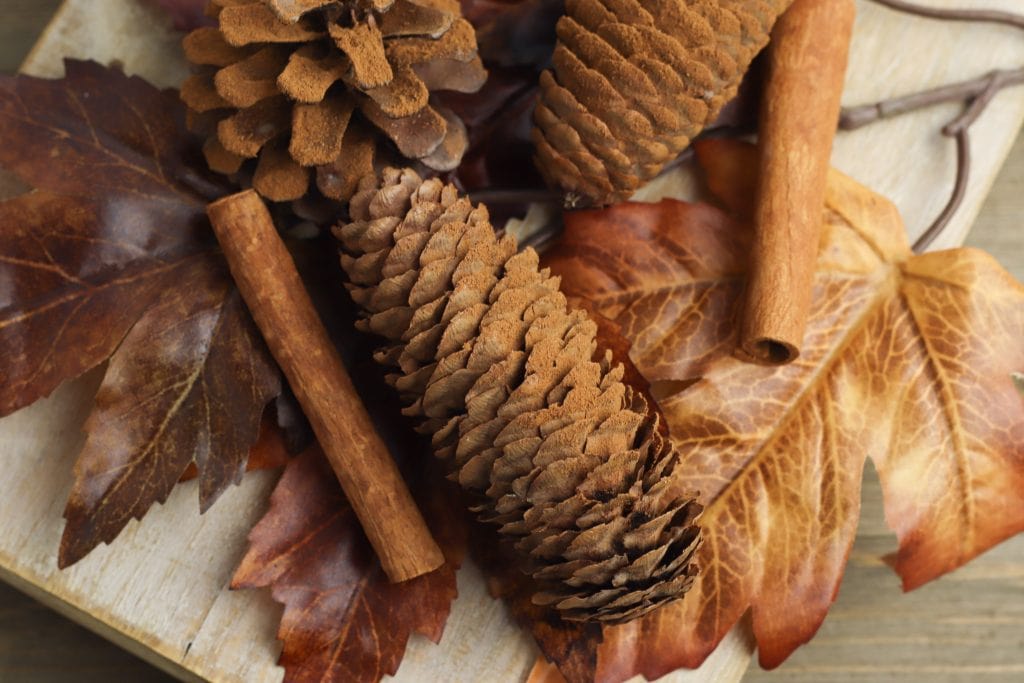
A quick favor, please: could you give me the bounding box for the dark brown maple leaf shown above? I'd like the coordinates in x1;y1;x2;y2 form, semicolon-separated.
232;445;464;683
0;61;280;566
532;139;1024;678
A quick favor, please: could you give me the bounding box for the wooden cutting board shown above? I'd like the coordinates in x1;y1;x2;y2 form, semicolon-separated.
1;1;1022;682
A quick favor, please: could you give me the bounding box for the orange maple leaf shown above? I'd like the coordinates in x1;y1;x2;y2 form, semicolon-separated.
541;139;1024;675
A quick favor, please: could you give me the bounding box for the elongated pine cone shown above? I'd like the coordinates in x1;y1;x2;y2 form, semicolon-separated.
533;0;791;206
181;0;486;202
334;168;702;623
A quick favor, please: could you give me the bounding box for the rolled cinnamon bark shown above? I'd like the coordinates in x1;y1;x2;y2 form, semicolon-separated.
739;0;857;364
208;190;444;582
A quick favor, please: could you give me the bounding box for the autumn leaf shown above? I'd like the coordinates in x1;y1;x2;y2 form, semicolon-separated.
528;657;569;683
539;139;1024;677
0;61;281;566
232;445;464;683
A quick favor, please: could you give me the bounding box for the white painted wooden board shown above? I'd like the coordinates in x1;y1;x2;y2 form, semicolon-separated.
0;1;1022;682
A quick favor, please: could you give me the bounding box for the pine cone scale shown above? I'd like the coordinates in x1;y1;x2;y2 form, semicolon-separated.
214;47;289;108
331;22;393;88
184;0;484;202
277;46;347;102
288;96;353;165
377;0;453;38
267;0;337;23
219;3;323;45
182;26;251;66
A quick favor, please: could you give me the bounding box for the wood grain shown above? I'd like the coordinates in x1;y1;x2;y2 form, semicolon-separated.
0;1;1022;682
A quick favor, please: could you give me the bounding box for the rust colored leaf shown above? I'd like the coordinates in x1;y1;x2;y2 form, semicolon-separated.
232;446;464;683
0;61;281;565
541;139;1024;676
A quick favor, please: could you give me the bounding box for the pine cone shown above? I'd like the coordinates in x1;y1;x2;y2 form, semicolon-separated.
334;168;702;623
180;0;486;202
533;0;791;206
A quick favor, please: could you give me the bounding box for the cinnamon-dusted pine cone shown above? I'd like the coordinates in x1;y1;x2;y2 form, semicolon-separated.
334;168;702;623
180;0;486;202
533;0;791;206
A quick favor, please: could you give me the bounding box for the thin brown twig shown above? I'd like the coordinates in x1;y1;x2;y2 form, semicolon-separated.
839;68;1024;130
843;0;1024;252
468;188;564;206
913;68;1021;251
868;0;1024;29
912;126;970;252
944;68;1019;133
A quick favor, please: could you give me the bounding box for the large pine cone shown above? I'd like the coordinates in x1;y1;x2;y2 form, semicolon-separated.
533;0;791;206
181;0;486;202
335;168;702;623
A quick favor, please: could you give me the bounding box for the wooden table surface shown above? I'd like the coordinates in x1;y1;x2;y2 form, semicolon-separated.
1;2;1022;682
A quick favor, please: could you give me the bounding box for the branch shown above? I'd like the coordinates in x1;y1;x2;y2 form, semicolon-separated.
843;68;1024;252
842;1;1024;252
839;68;1024;130
912;126;970;252
868;0;1024;29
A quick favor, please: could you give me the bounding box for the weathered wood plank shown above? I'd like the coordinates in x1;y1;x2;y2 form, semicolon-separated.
1;1;1022;682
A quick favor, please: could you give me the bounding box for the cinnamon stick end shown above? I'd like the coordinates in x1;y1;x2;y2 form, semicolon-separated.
738;337;800;366
207;188;261;217
385;543;447;583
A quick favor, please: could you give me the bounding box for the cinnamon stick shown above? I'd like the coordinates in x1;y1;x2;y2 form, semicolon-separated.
739;0;856;364
207;190;444;582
